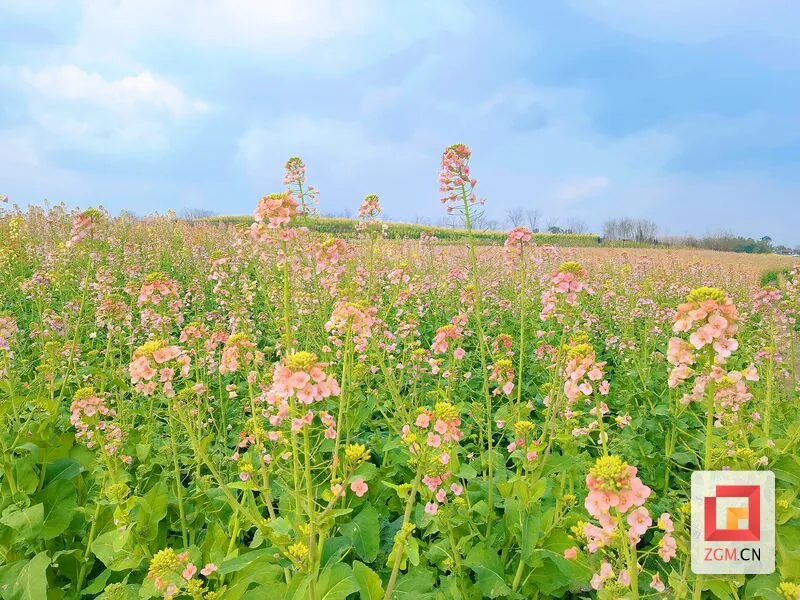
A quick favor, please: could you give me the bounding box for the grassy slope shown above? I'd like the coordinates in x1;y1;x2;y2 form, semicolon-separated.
203;214;604;246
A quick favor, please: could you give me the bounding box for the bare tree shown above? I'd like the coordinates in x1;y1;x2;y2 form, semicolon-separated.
525;209;541;232
564;217;588;234
545;217;559;232
506;206;524;228
602;217;659;242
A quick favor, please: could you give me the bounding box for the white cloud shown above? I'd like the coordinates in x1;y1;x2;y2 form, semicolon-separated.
70;0;475;71
8;64;208;155
20;65;208;117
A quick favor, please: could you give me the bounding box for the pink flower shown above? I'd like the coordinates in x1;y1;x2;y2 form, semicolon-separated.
659;534;677;562
650;573;666;592
563;547;578;560
426;433;442;448
450;483;463;496
200;563;218;577
627;506;652;537
182;563;197;580
415;413;431;428
618;570;631;587
435;488;447;503
350;477;368;497
453;347;465;360
425;502;438;515
658;513;674;533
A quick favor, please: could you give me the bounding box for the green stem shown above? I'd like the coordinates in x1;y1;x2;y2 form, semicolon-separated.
383;467;423;600
460;183;494;537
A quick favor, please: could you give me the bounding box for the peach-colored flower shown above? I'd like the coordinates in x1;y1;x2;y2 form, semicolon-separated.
350;477;368;497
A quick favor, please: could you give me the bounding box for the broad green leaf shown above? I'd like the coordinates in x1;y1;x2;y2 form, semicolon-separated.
316;563;359;600
392;566;436;599
352;561;384;600
340;505;380;563
91;528;144;571
38;479;77;540
464;543;511;598
43;458;81;485
9;551;50;600
0;503;44;539
218;547;279;575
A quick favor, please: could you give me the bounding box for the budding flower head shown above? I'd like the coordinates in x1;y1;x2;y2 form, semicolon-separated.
432;401;459;422
686;286;726;304
777;582;799;600
134;339;166;358
344;443;371;464
558;261;586;276
147;548;183;581
285;351;317;371
73;386;97;402
513;420;534;437
589;455;632;492
284;157;306;184
288;541;309;562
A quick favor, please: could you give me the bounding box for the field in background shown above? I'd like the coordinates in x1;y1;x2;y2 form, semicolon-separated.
2;203;799;599
203;214;604;246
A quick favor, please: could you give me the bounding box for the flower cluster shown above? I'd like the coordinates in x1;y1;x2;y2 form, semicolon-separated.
540;261;594;321
66;208;102;247
670;287;740;369
489;359;515;396
129;340;191;397
504;419;540;461
561;336;610;404
250;192;300;241
401;402;465;516
268;351;341;405
69;387;125;456
357;194;382;220
218;332;263;375
146;547;217;599
777;581;800;600
0;315;18;355
504;226;533;264
438;143;484;213
138;272;184;332
577;456;675;593
325;301;378;354
283;156;319;215
431;314;468;355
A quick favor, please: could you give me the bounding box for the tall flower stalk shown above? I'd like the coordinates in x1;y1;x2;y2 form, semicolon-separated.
438;143;496;534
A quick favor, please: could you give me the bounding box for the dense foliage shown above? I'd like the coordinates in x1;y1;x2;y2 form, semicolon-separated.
0;149;799;600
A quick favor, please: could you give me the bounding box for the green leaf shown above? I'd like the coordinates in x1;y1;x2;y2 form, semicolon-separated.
80;569;111;595
392;567;436;599
352;561;385;600
317;563;359;600
9;551;50;600
218;547;278;575
0;503;44;539
43;458;81;485
38;479;77;540
134;482;168;542
340;505;380;563
464;543;511;598
91;528;144;571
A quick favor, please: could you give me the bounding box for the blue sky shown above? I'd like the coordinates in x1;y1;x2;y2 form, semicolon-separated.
1;1;799;245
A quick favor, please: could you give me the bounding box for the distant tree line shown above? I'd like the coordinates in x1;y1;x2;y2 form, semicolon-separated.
180;203;798;254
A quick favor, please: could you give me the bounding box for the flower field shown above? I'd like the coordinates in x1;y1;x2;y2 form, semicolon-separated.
1;146;799;600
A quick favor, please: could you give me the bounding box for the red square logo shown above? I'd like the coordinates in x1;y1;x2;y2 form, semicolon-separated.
703;485;760;542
